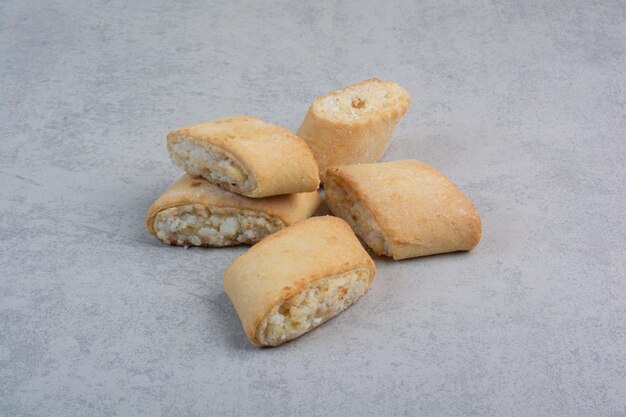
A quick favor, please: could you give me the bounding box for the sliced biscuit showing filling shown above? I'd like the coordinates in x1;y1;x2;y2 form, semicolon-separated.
223;216;376;347
297;78;410;181
256;269;370;346
154;204;282;247
313;78;410;122
167;116;320;197
146;174;322;247
168;140;253;195
324;160;482;260
324;177;390;256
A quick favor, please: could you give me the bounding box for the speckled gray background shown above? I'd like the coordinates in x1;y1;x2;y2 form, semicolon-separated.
1;0;625;416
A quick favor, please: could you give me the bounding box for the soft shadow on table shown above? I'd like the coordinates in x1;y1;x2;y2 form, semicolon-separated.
371;250;474;264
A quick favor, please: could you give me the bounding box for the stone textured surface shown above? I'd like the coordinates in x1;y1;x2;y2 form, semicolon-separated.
1;0;625;416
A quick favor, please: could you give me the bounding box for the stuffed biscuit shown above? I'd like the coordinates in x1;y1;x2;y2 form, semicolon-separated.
223;216;376;347
146;175;321;247
167;116;320;197
325;160;481;260
297;78;410;181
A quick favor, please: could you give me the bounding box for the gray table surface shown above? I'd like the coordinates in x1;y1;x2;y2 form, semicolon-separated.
1;1;625;416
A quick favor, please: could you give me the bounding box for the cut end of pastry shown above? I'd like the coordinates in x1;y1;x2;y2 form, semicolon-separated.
168;137;255;196
152;204;282;247
168;116;320;197
255;269;371;347
313;78;410;123
223;216;376;347
324;177;391;257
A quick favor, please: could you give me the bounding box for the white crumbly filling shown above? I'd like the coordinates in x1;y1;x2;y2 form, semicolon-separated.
256;270;370;346
169;139;252;193
315;81;404;120
326;181;390;256
153;204;282;247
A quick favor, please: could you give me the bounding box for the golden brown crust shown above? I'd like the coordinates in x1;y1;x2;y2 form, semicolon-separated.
296;79;410;181
223;216;376;346
145;174;322;237
325;160;482;260
167;116;320;197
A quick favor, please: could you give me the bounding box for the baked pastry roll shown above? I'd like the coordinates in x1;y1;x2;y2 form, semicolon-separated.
167;116;320;197
223;216;376;347
325;160;481;260
146;174;322;247
296;78;410;181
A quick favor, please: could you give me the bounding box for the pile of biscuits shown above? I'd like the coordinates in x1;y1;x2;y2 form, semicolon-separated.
147;78;481;347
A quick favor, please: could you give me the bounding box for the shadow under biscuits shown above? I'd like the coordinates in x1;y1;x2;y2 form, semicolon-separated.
371;249;476;264
312;198;331;217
